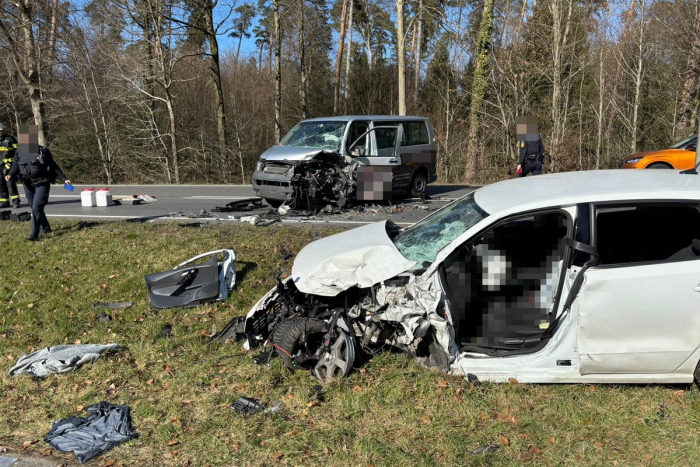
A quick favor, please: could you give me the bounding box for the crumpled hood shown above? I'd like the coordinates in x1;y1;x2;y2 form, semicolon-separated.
292;221;417;297
260;145;330;162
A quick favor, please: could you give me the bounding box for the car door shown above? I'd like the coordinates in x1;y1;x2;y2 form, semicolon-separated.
577;203;700;374
353;126;402;200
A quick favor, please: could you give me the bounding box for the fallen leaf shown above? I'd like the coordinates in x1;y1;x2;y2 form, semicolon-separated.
273;453;283;462
594;441;604;449
19;439;38;451
547;438;555;443
353;385;363;393
672;389;685;397
422;415;432;425
307;401;317;407
508;378;519;384
517;433;530;440
501;436;510;446
232;442;239;451
43;449;51;456
589;385;596;391
167;440;179;446
108;274;118;279
438;380;448;388
105;460;115;466
528;445;543;456
27;303;33;308
76;405;84;412
171;450;179;456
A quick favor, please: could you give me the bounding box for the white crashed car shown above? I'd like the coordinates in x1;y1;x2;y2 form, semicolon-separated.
243;170;700;384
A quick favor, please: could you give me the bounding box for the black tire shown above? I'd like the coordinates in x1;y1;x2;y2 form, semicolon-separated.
646;163;672;169
694;360;700;390
264;199;284;208
272;317;327;370
406;170;428;198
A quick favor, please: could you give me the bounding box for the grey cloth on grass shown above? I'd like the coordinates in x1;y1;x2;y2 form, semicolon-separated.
8;344;120;377
45;401;137;464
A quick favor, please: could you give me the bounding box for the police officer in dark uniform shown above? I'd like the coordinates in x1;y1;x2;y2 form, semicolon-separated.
0;123;20;207
5;125;71;241
517;136;546;177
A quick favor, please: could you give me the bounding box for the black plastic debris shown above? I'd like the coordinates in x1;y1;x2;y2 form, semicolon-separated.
160;324;172;338
466;373;482;387
253;350;271;365
91;302;132;310
45;401;137;464
214;198;264;212
230;396;265;416
210;316;246;343
473;445;500;455
0;210;10;221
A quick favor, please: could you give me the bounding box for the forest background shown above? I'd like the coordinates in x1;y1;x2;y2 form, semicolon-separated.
3;0;700;185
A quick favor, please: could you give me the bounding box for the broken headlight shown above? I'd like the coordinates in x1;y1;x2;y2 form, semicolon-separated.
256;160;265;172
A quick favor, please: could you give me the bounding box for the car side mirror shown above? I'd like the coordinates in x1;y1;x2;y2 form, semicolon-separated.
687;145;697;151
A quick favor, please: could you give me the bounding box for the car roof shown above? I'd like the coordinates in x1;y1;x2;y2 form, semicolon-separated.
475;169;700;214
301;116;429;122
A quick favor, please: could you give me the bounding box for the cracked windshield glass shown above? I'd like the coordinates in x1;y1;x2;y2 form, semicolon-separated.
393;193;489;268
280;121;348;152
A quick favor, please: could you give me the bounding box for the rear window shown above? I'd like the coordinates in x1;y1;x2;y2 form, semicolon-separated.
595;203;700;265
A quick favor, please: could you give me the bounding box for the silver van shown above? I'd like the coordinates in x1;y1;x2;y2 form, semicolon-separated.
252;116;437;206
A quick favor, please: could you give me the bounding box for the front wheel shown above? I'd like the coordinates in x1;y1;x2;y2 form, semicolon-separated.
406;171;427;198
646;163;672;169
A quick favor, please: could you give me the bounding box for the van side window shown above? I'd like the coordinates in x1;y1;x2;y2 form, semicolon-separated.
373;121;407;145
595;204;700;265
408;122;429;145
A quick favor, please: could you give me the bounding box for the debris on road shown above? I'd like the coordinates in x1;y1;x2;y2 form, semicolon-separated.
213;198;264;212
97;311;112;323
144;249;235;309
45;401;137;464
8;344;120;377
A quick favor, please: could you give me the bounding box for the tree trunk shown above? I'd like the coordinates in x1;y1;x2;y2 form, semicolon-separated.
165;93;180;184
414;0;423;103
676;1;700;136
299;0;308;119
204;4;229;161
549;0;574;169
333;0;349;115
274;0;282;142
596;48;604;170
344;0;353;111
397;0;406;115
463;0;494;182
630;0;646;154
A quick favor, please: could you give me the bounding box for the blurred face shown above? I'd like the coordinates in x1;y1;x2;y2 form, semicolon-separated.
18;125;39;154
516;116;538;142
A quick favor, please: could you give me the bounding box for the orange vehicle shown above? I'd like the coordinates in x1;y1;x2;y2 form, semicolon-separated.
619;136;698;170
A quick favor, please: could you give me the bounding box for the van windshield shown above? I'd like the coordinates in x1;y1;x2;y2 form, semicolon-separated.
280;121;348;152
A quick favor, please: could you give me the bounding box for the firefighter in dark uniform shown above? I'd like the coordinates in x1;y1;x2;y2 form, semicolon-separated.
0;123;20;207
5;125;71;241
517;136;546;177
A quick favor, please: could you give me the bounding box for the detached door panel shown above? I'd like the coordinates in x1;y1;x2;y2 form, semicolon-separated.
578;261;700;374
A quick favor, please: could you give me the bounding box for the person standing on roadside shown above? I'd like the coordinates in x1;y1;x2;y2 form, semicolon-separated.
0;123;20;208
515;116;546;177
5;125;72;241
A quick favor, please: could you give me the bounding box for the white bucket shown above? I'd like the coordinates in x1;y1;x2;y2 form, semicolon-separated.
96;188;113;207
81;188;96;207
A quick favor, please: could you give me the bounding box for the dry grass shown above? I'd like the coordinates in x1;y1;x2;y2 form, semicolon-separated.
1;220;700;466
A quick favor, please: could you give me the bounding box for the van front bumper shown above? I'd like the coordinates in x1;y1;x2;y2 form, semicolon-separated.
251;170;294;201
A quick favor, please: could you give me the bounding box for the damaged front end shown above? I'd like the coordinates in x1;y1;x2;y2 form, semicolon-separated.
280;151;357;210
242;272;458;382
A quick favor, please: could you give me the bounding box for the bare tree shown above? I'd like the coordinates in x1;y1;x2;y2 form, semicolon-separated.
397;0;406;114
333;0;349;115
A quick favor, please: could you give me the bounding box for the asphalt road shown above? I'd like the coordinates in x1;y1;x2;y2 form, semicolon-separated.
6;184;479;226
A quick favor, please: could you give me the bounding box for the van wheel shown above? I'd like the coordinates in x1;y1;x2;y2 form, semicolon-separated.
647;163;672;169
407;171;427;198
264;199;283;208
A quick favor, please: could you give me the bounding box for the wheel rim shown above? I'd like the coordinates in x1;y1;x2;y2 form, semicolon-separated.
314;331;355;381
413;174;426;192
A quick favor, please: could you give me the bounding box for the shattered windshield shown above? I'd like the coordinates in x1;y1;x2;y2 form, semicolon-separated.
280;121;348;152
393;193;489;268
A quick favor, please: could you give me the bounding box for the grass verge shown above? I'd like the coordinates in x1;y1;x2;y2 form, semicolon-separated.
1;220;700;466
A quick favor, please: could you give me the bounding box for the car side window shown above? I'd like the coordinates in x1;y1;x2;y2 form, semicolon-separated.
408;122;429;145
347;121;369;156
595;203;700;265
